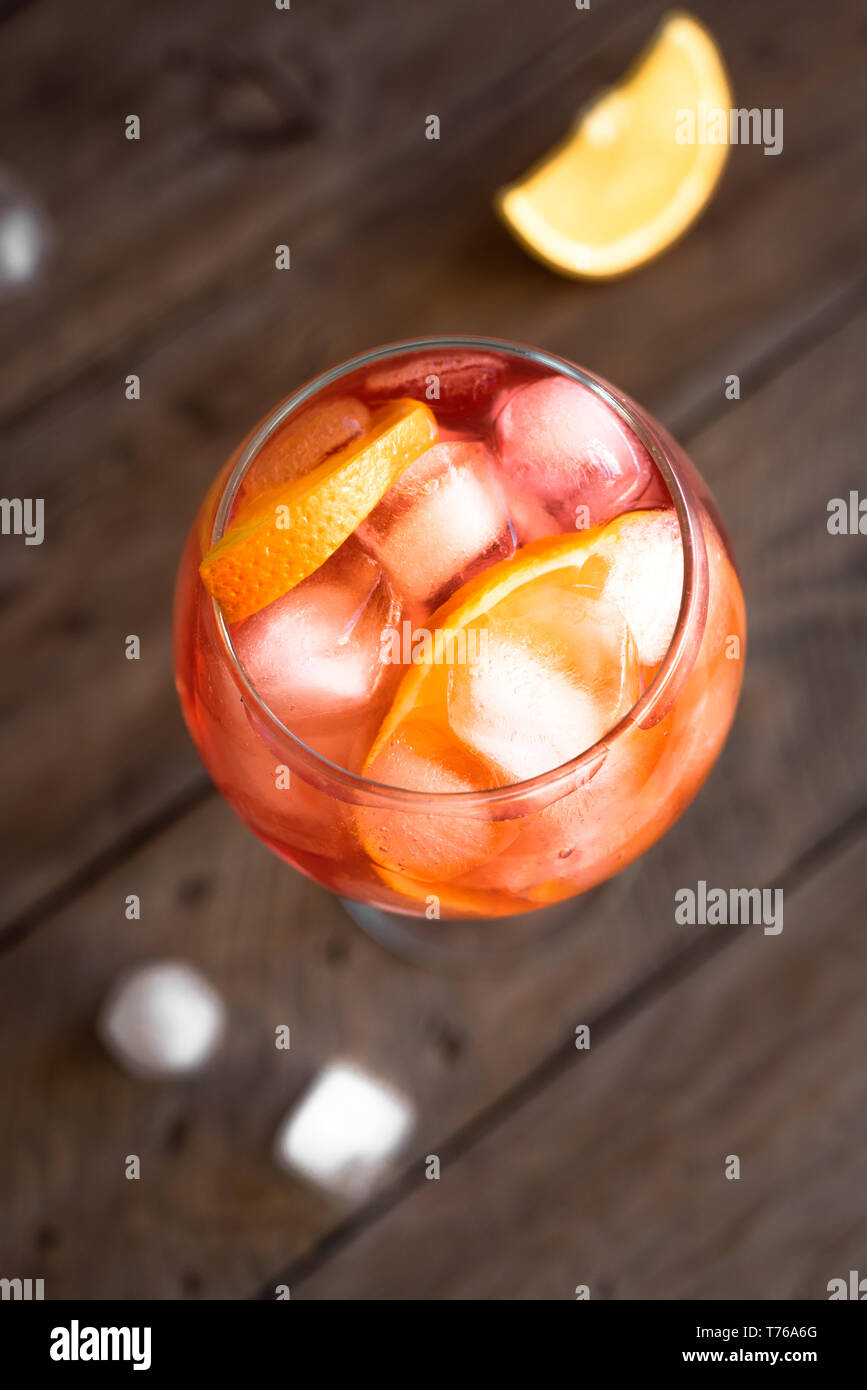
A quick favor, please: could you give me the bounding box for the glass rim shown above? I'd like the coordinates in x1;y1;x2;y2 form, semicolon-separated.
208;334;709;815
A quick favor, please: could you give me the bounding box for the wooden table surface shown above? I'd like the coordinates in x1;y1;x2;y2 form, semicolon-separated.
1;0;866;1300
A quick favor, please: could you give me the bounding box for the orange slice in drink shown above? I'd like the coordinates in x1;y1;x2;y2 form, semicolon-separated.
496;12;732;278
373;864;527;920
235;396;371;514
366;522;638;768
358;720;520;884
357;521;658;886
199;399;437;623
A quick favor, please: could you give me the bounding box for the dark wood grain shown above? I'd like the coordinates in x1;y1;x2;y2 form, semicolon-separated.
1;0;866;934
290;821;867;1300
1;309;864;1298
0;0;621;421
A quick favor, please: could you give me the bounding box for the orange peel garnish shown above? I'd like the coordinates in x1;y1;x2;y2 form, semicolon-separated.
199;399;437;623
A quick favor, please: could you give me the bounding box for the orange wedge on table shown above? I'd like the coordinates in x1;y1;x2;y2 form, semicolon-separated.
497;11;732;278
199;399;437;623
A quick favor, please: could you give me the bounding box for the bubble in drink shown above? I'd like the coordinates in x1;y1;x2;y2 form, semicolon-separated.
495;376;653;534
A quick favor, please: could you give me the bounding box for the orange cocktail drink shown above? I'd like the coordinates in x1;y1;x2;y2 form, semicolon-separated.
174;338;745;922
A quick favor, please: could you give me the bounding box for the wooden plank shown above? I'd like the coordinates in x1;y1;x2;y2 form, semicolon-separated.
0;0;623;421
1;0;864;425
289;823;867;1300
1;313;865;1297
1;0;865;932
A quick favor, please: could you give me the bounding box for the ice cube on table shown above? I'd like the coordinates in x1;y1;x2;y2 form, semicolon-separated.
447;579;641;783
274;1060;414;1199
232;537;399;726
235;395;370;512
98;962;226;1079
494;376;653;535
357;441;516;614
362;351;504;418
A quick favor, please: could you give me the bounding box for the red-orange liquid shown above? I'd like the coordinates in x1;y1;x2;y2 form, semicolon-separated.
174;344;745;919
